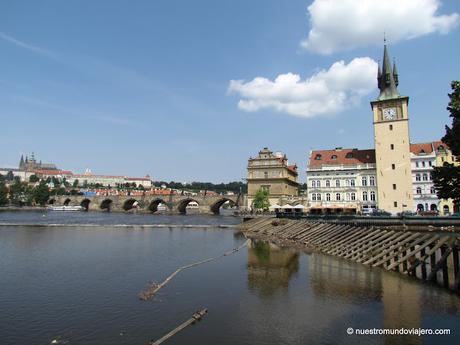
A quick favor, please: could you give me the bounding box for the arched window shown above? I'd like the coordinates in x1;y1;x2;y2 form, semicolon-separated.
362;176;368;186
369;176;375;186
443;205;449;215
416;187;422;194
336;193;341;201
422;173;428;181
316;180;321;188
422;161;426;167
416;174;421;181
370;191;376;201
311;180;316;188
430;204;437;211
315;154;322;160
362;191;368;201
312;193;316;201
326;193;331;201
350;179;355;186
331;155;337;160
326;180;330;187
317;193;322;201
417;204;424;212
430;186;435;194
351;192;356;201
336;180;340;187
346;193;350;201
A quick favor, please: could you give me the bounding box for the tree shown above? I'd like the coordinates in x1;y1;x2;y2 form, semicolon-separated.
432;81;460;206
33;180;50;206
0;173;4;182
9;180;32;206
29;174;39;183
6;171;14;181
73;179;79;188
252;188;270;211
0;182;8;206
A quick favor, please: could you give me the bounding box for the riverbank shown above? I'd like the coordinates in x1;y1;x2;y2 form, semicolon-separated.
239;217;460;292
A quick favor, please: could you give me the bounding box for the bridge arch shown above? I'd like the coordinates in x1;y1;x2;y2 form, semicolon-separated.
100;199;113;211
210;198;236;215
177;198;200;214
48;198;56;205
123;198;140;211
80;198;91;211
148;199;168;213
64;198;71;206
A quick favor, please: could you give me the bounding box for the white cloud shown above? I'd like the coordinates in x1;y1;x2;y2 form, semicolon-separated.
0;31;58;59
228;57;377;118
301;0;459;54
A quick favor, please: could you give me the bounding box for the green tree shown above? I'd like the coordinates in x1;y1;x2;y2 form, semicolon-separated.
432;81;460;207
0;182;8;206
33;181;50;206
73;179;79;188
252;188;270;211
29;174;39;183
9;180;32;206
6;171;14;181
0;173;5;182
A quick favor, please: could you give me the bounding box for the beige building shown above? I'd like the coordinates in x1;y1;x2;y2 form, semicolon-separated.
247;147;299;208
371;44;413;214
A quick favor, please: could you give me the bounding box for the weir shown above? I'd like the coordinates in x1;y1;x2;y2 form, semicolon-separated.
240;218;460;292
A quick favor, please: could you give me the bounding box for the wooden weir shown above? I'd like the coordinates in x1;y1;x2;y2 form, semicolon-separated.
239;218;460;291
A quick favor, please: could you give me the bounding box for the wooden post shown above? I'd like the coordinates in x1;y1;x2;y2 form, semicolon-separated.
453;242;459;290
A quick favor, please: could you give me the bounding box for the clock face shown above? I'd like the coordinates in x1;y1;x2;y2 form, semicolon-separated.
383;107;397;120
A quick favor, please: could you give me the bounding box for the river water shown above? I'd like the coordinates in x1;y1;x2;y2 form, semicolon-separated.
1;211;459;345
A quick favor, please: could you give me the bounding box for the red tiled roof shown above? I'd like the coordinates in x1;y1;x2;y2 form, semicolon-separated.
308;148;375;168
410;142;434;155
287;165;298;175
34;169;73;175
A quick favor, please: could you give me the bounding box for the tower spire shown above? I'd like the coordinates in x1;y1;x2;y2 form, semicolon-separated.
393;59;399;87
377;43;400;101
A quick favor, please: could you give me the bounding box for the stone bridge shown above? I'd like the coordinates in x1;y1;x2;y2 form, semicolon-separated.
49;194;243;215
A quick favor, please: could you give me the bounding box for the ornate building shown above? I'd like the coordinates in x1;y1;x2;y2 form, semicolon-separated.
19;152;58;171
247;147;299;207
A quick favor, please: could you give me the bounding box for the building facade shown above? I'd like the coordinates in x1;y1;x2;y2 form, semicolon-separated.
307;148;377;214
247;147;299;207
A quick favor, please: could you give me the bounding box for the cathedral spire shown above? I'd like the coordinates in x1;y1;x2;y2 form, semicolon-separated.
377;44;400;101
19;155;24;169
392;59;399;87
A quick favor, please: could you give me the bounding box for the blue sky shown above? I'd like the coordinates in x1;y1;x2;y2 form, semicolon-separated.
1;0;459;183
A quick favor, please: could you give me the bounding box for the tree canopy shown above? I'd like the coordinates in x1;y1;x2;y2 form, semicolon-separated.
432;80;460;207
0;182;8;206
252;188;270;211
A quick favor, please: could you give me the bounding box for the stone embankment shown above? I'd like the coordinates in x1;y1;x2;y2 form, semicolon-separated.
239;217;460;292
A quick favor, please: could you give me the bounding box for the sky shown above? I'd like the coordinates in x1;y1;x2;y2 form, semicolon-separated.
1;0;459;183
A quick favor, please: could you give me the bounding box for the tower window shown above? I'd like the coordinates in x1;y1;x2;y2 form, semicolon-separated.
394;201;398;207
392;164;395;170
389;124;393;130
390;144;394;150
393;184;396;190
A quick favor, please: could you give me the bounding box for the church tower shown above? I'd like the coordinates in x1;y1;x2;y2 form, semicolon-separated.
370;44;413;214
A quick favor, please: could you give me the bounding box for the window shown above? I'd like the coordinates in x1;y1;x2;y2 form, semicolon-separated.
336;193;341;201
390;144;394;150
351;192;356;201
345;152;353;159
429;173;433;181
416;187;422;194
422;173;428;181
430;187;435;194
393;184;396;190
317;193;322;201
326;180;330;187
326;193;331;201
422;161;426;167
331;155;337;160
311;180;316;188
392;164;396;170
362;176;368;186
264;172;268;179
370;176;375;186
429;161;433;167
363;191;368;201
415;162;419;168
346;193;350;201
336;180;340;187
312;193;316;201
350;179;355;186
394;201;398;207
370;191;376;201
389;124;393;130
315;154;322;160
416;174;421;181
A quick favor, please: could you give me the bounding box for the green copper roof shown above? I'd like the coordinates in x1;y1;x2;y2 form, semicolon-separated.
376;44;401;101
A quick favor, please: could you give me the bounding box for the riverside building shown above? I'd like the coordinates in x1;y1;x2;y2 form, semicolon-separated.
247;147;299;207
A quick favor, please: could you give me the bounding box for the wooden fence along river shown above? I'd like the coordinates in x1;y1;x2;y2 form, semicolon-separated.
239;218;460;291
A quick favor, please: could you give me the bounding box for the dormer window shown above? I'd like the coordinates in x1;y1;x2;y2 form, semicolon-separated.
315;154;322;160
438;145;445;151
331;155;337;160
345;152;353;159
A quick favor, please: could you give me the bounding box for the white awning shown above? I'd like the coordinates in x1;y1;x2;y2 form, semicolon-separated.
281;204;293;209
269;204;281;210
293;204;305;209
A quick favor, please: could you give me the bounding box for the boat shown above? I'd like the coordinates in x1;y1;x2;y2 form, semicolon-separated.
48;205;84;211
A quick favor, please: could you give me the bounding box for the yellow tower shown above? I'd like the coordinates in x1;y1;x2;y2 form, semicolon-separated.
370;44;413;214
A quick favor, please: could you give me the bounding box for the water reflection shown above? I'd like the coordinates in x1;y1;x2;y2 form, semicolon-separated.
247;240;299;298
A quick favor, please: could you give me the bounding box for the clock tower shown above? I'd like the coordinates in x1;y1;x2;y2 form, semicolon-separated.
370;44;413;214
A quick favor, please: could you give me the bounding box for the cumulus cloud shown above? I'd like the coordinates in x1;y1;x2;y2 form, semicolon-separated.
228;57;377;118
301;0;459;54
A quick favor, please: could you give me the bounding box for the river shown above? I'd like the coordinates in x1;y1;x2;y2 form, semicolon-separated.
0;211;459;345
